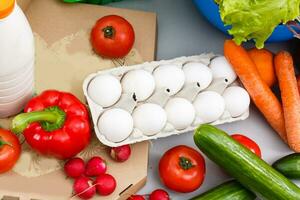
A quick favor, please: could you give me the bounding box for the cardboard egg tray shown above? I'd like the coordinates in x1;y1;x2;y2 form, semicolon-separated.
83;53;250;147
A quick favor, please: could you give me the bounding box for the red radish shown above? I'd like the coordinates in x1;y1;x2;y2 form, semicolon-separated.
149;189;170;200
231;134;262;157
110;145;131;162
127;195;145;200
73;176;96;199
94;174;117;196
85;156;107;177
64;157;85;178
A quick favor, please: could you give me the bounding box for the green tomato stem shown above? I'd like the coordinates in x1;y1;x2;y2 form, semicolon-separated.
102;26;115;39
179;157;194;170
0;138;11;148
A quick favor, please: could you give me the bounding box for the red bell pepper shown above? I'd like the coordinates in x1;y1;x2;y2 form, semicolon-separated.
12;90;91;160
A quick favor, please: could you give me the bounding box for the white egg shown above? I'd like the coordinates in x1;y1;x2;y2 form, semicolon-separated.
193;91;225;123
132;103;167;136
223;86;250;117
210;56;237;84
121;69;155;101
183;62;213;90
88;74;122;107
165;97;196;130
98;108;133;143
153;64;185;95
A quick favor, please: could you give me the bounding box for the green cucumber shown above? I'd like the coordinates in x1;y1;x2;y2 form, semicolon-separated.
273;153;300;179
189;180;255;200
194;124;300;200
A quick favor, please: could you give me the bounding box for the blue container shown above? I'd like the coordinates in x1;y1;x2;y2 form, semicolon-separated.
193;0;296;43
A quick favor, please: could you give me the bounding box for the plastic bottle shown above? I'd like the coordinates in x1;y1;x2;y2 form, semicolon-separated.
0;0;35;118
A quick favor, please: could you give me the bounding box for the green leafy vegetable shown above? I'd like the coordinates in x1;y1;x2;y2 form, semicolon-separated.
216;0;300;48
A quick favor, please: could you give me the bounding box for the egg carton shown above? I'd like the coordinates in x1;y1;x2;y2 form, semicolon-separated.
83;53;250;147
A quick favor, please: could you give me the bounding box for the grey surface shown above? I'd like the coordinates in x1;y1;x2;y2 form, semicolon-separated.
108;0;299;199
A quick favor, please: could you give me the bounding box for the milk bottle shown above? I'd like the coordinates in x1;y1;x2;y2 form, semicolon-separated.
0;0;34;118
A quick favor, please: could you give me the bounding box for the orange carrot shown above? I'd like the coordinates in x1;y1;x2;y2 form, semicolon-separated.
224;40;287;142
297;75;300;95
275;51;300;152
248;48;276;87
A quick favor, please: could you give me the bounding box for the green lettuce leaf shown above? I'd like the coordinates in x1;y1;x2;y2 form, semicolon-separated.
216;0;300;48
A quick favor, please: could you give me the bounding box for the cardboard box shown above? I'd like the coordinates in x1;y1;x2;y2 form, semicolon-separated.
0;0;157;199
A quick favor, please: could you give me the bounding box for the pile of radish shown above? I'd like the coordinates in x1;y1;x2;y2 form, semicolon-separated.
128;189;170;200
64;145;131;199
65;156;116;199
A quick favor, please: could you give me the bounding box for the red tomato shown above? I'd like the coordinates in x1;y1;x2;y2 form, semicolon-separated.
231;134;262;158
159;145;205;193
0;129;21;174
91;15;135;58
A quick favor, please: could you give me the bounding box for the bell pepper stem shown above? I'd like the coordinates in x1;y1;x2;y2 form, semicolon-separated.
12;106;66;134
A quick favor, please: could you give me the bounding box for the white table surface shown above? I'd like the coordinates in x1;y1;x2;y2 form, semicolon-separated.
109;0;299;199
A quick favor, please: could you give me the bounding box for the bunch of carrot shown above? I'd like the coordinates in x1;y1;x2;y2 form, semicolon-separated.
224;40;300;152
